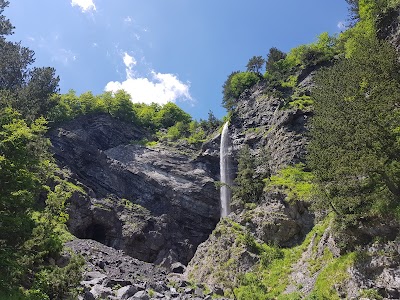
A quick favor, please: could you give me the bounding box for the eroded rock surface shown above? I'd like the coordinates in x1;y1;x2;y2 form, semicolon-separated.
49;113;220;267
230;81;311;174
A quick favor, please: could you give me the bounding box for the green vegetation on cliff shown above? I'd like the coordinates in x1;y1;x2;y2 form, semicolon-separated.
232;0;400;298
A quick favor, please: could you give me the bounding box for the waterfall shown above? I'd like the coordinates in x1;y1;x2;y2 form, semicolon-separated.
220;122;232;218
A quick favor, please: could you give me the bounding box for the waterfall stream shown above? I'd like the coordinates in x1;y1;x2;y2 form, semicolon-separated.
220;122;232;218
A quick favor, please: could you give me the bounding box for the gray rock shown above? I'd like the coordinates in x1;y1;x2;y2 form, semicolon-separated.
170;262;186;274
85;271;107;281
89;284;113;299
83;290;96;300
130;290;149;300
194;288;204;297
117;285;138;299
49;113;220;267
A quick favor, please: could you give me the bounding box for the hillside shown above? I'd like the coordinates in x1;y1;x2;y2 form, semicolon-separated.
1;1;400;299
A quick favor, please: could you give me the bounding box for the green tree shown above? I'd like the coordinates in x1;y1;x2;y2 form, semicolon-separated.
0;0;59;121
308;37;400;230
222;71;260;112
110;90;137;122
17;67;60;120
246;55;265;74
346;0;360;25
265;47;286;74
232;145;265;207
0;0;13;36
155;102;192;128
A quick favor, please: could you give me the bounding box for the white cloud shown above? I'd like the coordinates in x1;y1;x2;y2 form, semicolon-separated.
71;0;96;12
123;52;136;69
105;53;192;105
337;21;346;30
124;16;132;24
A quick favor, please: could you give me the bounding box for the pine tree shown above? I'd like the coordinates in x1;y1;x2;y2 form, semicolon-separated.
308;36;400;227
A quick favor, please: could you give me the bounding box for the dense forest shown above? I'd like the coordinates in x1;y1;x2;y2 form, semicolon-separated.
1;0;400;299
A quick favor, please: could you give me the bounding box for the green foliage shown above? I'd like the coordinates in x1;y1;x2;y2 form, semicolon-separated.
285;32;339;68
265;47;286;74
308;252;356;299
264;164;314;202
0;108;82;297
222;71;260;112
32;254;84;300
287;95;314;110
0;2;59;122
360;289;384;300
48;90;137;124
48;89;205;146
280;75;298;88
153;102;191;128
308;36;400;231
198;110;222;135
0;5;83;297
340;0;400;57
235;219;331;300
246;55;265;74
232;145;268;207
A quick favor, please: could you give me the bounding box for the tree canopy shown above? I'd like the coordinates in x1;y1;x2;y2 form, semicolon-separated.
222;71;260;112
308;36;400;230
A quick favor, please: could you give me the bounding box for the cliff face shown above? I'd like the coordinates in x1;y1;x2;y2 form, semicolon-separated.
187;59;400;298
229;81;310;174
187;78;316;293
49;113;220;267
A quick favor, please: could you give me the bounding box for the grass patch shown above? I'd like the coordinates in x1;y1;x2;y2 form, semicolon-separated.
308;252;356;299
264;163;314;201
234;218;330;300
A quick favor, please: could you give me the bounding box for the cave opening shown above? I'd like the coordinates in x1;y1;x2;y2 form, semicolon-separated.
85;223;107;244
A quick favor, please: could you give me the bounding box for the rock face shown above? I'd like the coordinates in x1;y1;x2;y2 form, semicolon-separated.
49;113;220;267
185;218;259;293
229;81;311;174
234;192;314;247
284;226;400;299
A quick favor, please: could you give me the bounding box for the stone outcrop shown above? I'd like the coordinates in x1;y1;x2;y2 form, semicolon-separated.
185;218;259;293
234;192;314;247
284;227;400;299
230;81;311;174
49;113;220;267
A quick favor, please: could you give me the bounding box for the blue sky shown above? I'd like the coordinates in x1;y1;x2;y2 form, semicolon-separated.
7;0;348;120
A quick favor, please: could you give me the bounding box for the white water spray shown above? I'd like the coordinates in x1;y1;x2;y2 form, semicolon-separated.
220;122;232;218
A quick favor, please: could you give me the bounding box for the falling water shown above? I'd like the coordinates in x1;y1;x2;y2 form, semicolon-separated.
220;122;232;218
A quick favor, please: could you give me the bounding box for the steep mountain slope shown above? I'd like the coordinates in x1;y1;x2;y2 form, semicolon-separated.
49;113;220;268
